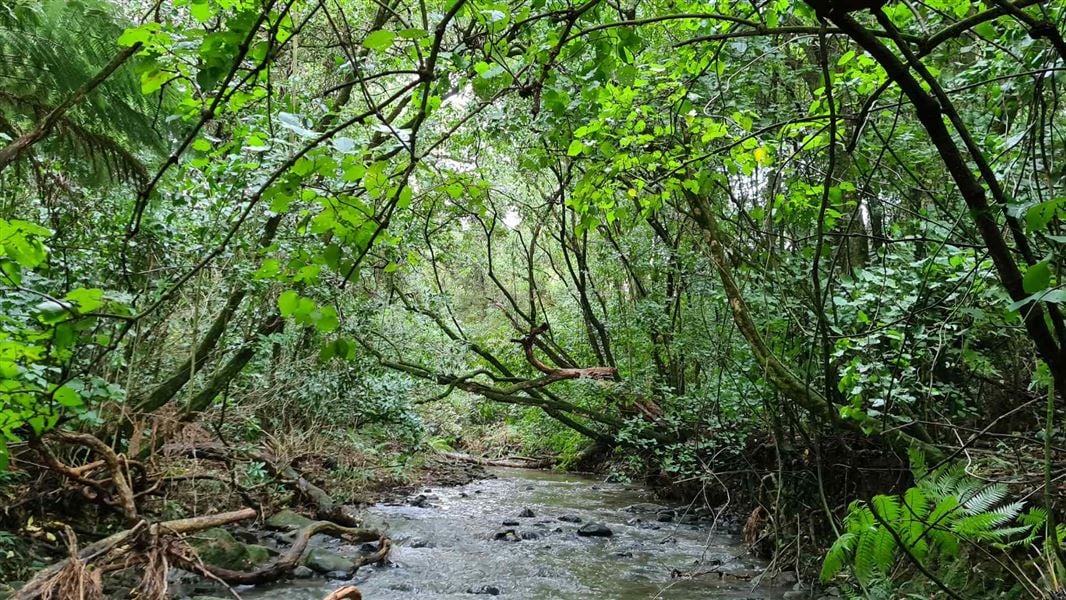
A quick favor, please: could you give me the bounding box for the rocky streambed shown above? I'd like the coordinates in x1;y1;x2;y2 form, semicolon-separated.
173;467;812;599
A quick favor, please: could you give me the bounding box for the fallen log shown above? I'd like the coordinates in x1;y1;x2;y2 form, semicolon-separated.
14;508;256;600
438;450;555;469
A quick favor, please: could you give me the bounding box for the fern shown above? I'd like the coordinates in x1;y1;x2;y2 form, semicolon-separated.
822;461;1034;587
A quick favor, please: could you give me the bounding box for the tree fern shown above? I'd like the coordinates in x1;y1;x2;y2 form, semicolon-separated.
0;0;165;182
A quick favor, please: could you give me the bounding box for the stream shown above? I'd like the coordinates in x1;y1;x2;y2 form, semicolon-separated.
241;468;789;599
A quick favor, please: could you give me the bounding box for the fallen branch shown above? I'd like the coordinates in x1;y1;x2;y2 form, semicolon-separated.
438;450;555;469
171;520;385;586
515;323;617;381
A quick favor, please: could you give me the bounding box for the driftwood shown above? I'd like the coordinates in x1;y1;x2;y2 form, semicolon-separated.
172;520;387;585
438;450;555;469
14;509;256;600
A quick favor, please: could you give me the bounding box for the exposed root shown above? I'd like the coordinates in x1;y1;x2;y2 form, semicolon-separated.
35;526;104;600
15;509;255;600
171;521;387;586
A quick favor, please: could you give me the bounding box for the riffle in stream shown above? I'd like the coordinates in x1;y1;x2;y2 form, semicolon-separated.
240;468;788;599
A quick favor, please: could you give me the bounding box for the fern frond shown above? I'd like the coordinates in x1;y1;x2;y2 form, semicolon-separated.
821;532;858;581
962;483;1008;515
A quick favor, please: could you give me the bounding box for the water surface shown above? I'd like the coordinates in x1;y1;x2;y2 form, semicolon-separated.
242;468;784;599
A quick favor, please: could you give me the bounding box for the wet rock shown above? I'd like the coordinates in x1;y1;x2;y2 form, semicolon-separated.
243;543;273;566
623;502;664;513
265;509;315;531
326;570;351;580
292;566;315;579
409;538;433;548
525;485;534;490
519;530;539;540
189;528;265;570
303;548;355;574
576;523;613;537
770;570;798;586
459;492;468;498
389;583;415;592
558;514;582;523
517;508;535;518
502;519;520;526
409;494;433;508
493;529;519;541
231;528;259;544
466;585;501;595
656;510;675;522
359;542;380;553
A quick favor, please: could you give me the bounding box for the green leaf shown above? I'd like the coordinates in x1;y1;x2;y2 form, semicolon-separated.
53;385;82;408
363;30;396;51
65;288;105;314
189;0;213;23
278;290;301;317
315;306;339;333
1023;261;1051;294
567;140;585;156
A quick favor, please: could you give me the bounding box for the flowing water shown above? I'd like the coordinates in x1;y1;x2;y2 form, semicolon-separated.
241;468;786;599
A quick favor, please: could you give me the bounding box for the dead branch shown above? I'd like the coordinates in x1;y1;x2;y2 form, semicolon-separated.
46;431;139;524
438;450;555;469
514;323;617;381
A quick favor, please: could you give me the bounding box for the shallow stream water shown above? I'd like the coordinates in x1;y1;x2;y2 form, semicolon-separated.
241;468;786;599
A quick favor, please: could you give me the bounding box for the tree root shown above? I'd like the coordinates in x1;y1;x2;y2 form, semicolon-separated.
170;520;388;586
14;509;256;600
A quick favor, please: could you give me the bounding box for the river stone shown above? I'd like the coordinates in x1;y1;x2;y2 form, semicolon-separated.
325;570;351;580
244;543;273;566
265;509;315;531
519;530;539;540
502;519;520;526
517;507;535;518
190;528;258;570
492;529;519;541
292;566;315;579
558;514;582;523
303;548;355;574
623;503;664;513
576;523;613;537
466;585;501;595
656;510;674;522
